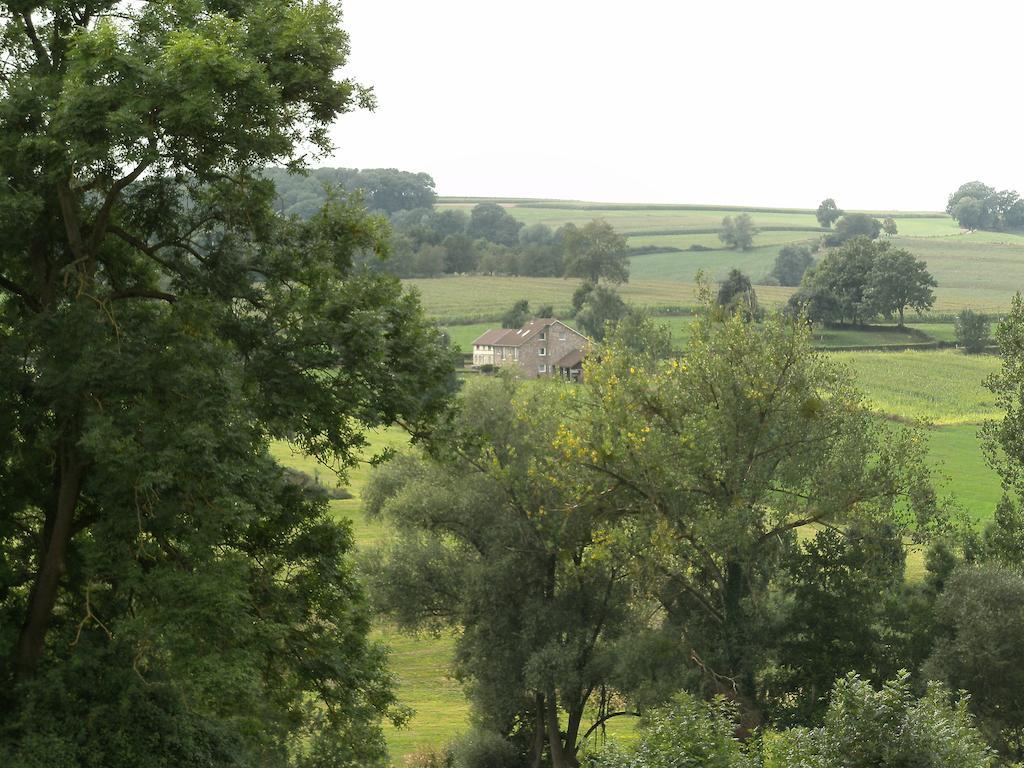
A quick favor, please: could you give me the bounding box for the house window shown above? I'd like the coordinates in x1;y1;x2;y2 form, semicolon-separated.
558;330;566;340
538;347;546;356
539;364;547;373
539;331;546;341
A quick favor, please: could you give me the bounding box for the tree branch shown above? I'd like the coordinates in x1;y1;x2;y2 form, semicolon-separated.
0;272;41;310
88;151;155;253
580;711;640;743
109;288;177;304
19;12;51;68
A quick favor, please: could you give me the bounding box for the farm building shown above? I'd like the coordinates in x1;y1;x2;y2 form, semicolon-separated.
471;318;589;380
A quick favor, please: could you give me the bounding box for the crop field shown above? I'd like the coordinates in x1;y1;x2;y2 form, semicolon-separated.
407;276;797;323
830;350;1001;425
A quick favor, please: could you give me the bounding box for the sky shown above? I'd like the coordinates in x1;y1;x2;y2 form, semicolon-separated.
327;0;1024;211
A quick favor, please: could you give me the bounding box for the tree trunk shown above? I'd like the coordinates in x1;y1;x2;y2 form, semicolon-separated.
898;306;905;327
15;444;84;679
545;689;579;768
529;692;546;768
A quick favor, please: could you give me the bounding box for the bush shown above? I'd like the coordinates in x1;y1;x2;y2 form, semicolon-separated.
587;693;756;768
764;672;996;768
448;728;520;768
955;309;991;353
688;243;713;252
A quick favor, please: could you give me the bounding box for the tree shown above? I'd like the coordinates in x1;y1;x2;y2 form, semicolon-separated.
718;213;758;251
946;181;1024;232
766;525;908;726
716;268;759;320
468;202;524;247
955;309;991;353
825;213;882;246
573;283;628;341
502;298;532;328
882;217;898;236
925;564;1024;760
365;378;645;768
0;3;455;765
265;167;437;216
801;236;879;324
562;220;629;284
815;198;843;229
442;233;478;273
771;244;814;287
865;247;936;325
576;310;944;726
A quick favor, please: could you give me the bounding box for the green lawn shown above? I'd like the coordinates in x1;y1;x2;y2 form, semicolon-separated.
927;423;1002;523
905;322;958;342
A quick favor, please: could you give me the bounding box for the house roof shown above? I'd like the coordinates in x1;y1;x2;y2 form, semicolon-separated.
472;318;588;348
472;328;514;346
554;348;586;368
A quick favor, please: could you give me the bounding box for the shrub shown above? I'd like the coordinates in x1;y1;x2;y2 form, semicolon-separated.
587;693;756;768
448;728;519;768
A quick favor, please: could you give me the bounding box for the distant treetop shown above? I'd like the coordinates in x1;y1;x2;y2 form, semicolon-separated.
264;166;437;217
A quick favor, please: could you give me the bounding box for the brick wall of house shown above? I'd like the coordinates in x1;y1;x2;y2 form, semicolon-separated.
517;321;587;379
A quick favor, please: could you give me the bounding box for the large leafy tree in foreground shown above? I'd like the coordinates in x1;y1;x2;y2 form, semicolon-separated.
578;310;945;726
0;2;454;765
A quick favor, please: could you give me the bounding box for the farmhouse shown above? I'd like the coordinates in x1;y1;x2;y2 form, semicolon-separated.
472;318;589;380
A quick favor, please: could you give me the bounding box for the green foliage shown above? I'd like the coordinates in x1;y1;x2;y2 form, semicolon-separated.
766;526;910;726
816;198;843;229
802;237;936;325
716;268;760;320
501;298;532;328
865;247;936;325
468;202;525;247
825;213;882;246
764;673;996;768
956;309;992;353
947;181;1024;232
447;728;520;768
925;565;1024;761
588;693;755;768
882;216;899;235
581;310;945;726
365;378;645;767
718;213;758;251
573;283;629;341
265;167;437;217
771;244;814;286
563;220;630;284
0;2;456;764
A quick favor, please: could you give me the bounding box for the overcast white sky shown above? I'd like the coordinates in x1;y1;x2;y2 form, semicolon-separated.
326;0;1024;211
